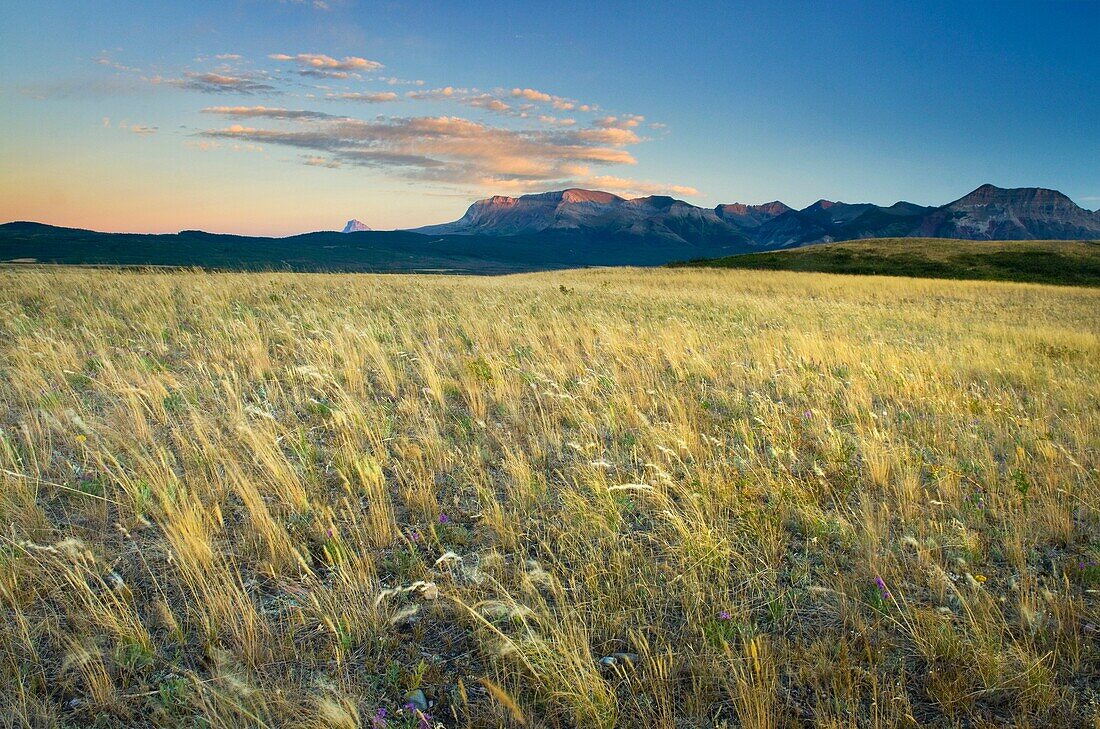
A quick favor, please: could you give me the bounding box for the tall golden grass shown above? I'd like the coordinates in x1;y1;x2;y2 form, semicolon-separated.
0;266;1097;727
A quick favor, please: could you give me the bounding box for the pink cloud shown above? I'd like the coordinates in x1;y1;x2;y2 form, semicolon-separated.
199;112;641;188
269;53;383;78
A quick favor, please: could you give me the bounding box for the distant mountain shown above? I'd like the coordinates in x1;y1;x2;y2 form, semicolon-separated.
413;184;1100;248
918;185;1100;240
3;185;1096;274
715;201;792;228
342;219;372;233
414;188;752;248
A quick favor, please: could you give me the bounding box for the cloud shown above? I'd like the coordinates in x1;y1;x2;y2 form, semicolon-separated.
573;127;641;145
538;115;576;126
406;86;463;100
327;91;399;103
202;105;339;120
168;53;677;194
94;53;141;74
407;87;520;116
128;124;158;134
463;93;512;114
406;88;574;118
594;114;644;129
157;72;278;94
198;112;641;188
509;87;595;113
303;155;341;168
270;53;383;78
378;76;425;86
511;87;551;103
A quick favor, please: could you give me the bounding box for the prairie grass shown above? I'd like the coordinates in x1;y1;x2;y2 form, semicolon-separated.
0;266;1097;727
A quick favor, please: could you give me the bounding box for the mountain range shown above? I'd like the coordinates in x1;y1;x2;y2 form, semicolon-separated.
2;185;1097;273
409;184;1100;248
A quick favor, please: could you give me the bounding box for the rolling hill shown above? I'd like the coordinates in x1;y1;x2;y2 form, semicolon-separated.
0;221;752;273
671;238;1100;286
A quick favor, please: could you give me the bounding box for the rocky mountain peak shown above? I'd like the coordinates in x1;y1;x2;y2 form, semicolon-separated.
341;219;372;233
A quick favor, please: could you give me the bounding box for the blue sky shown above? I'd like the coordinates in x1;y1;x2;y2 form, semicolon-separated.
1;0;1097;234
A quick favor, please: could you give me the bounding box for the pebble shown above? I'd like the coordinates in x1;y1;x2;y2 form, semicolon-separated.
404;689;428;712
598;652;639;667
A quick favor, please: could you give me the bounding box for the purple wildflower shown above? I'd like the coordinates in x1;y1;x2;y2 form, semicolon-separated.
370;707;387;728
804;410;812;419
438;513;450;525
402;701;432;728
718;610;731;621
874;576;891;601
410;530;421;542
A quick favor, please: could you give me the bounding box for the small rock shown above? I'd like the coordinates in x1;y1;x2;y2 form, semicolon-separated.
598;652;639;667
404;689;428;712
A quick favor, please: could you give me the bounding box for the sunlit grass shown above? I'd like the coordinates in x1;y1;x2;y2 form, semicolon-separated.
1;266;1097;727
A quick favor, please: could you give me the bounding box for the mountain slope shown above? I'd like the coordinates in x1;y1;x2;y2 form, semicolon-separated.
919;185;1100;240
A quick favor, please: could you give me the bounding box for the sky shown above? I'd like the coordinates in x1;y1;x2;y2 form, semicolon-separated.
0;0;1097;236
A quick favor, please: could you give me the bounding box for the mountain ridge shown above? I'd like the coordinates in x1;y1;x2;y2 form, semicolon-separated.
411;184;1100;247
3;184;1097;275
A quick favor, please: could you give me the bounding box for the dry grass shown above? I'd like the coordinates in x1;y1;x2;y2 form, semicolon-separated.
0;266;1097;728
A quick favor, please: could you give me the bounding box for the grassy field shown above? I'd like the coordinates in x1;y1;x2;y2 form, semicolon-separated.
1;267;1098;728
672;238;1100;287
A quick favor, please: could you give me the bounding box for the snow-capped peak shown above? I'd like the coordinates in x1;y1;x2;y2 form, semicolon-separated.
341;219;372;233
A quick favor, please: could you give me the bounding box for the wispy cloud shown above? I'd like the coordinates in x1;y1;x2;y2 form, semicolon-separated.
94;52;141;74
463;93;513;114
203;106;339;120
378;76;426;86
326;91;399;103
156;72;279;95
199;112;639;188
166;51;689;196
538;115;576;126
269;53;383;78
406;86;464;101
303;154;341;168
594;114;644;129
510;87;594;112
